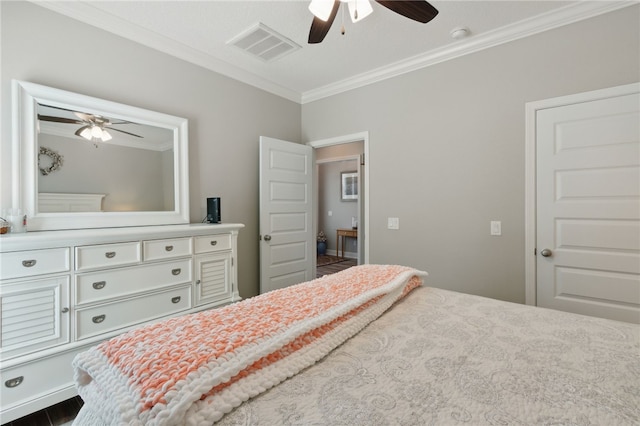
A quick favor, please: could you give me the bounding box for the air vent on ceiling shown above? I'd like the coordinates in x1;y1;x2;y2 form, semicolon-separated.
228;23;300;62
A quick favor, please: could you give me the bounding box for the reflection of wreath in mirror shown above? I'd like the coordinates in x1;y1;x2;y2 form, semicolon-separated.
39;146;64;176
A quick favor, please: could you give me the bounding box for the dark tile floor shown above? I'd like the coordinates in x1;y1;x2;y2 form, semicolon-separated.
3;396;82;426
316;257;357;277
4;258;355;426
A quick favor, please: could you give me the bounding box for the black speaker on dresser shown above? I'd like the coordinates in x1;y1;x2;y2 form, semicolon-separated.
206;197;221;223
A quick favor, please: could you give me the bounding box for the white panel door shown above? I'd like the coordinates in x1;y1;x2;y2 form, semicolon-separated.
259;136;314;293
536;90;640;323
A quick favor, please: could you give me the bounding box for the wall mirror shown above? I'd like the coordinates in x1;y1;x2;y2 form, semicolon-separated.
12;80;190;231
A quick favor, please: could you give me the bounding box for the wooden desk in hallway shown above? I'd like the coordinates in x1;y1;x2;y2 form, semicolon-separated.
336;228;357;258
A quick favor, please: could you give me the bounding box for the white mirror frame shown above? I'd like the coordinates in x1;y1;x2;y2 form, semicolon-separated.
12;80;190;231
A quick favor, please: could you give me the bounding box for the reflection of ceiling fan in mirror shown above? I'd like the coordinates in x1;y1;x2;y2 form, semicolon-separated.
38;107;143;145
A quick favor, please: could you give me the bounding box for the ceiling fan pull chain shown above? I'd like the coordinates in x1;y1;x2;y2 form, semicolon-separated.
341;4;346;35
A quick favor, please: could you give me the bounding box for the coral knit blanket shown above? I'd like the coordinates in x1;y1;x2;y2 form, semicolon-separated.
72;264;427;425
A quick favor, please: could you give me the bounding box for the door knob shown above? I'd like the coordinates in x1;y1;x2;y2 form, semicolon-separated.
540;248;553;257
264;235;272;241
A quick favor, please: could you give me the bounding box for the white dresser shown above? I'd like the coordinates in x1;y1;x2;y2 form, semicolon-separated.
0;223;243;423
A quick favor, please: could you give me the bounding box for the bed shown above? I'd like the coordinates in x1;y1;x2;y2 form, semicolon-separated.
72;265;639;425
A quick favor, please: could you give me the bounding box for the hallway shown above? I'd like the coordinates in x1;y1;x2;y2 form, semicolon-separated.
316;255;357;278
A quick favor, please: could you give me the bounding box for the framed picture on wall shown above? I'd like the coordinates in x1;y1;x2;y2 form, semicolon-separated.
341;171;358;201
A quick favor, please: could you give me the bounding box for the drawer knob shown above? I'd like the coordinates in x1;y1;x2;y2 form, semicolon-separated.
61;307;69;313
210;240;218;246
165;245;174;252
22;259;37;267
171;268;181;276
105;251;116;259
92;314;106;324
171;296;181;304
92;281;106;290
5;376;24;388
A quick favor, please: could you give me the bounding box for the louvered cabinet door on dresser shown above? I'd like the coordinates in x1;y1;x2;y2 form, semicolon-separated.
194;234;233;307
0;223;243;423
0;247;76;422
0;248;71;359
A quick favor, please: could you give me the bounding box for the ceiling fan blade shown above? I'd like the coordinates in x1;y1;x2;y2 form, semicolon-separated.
375;0;438;24
110;128;143;138
38;114;83;124
308;0;340;44
74;111;96;122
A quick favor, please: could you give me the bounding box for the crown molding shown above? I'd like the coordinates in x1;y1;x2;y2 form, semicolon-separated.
30;1;636;106
300;1;637;104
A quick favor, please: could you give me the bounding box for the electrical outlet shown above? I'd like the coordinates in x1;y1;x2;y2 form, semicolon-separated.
388;217;399;230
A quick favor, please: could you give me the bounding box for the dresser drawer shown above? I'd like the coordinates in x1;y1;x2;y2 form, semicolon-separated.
143;237;192;261
75;285;191;340
194;234;231;254
0;248;69;280
75;241;141;271
1;348;78;410
75;259;192;305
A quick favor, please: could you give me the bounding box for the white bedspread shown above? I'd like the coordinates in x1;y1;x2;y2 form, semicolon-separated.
216;287;639;425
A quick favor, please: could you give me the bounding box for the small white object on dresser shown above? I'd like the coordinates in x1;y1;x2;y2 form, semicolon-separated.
0;223;243;423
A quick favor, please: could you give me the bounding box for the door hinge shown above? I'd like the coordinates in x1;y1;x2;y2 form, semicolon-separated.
534;248;537;255
360;153;365;166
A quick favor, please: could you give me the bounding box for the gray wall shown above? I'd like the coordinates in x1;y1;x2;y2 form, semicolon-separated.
3;3;638;302
0;2;301;298
37;135;170;212
302;6;640;303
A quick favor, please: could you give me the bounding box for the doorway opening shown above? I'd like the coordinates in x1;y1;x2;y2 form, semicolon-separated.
316;153;361;275
316;257;358;278
309;131;368;277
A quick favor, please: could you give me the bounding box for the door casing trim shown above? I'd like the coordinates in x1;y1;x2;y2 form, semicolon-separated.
308;132;370;264
524;83;640;306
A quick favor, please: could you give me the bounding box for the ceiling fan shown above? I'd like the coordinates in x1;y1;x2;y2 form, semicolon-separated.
308;0;439;44
38;108;143;143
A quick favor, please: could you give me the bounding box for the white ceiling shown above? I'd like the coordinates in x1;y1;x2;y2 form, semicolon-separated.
37;1;632;103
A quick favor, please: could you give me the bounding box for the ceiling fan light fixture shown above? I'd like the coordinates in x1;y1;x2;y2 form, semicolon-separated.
79;126;93;140
309;0;334;21
77;124;112;143
100;129;113;142
90;125;103;139
347;0;373;23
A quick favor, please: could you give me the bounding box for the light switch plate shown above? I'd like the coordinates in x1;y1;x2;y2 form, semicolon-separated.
388;217;400;230
490;220;501;236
